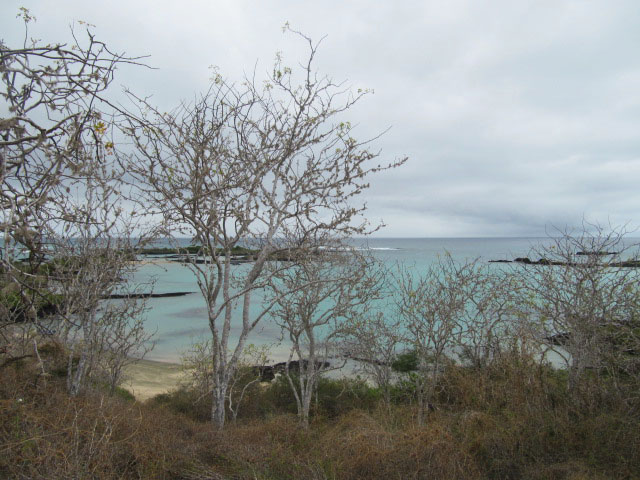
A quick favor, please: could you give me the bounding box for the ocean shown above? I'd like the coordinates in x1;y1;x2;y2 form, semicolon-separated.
134;237;554;362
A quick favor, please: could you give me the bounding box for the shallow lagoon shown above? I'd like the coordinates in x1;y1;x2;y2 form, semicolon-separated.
135;237;550;362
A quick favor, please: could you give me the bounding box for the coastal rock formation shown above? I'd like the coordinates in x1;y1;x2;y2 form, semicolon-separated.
489;257;640;268
576;251;619;256
101;291;195;299
251;360;332;382
489;257;567;265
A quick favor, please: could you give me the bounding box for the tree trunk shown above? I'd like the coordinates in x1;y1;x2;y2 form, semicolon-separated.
417;382;425;426
68;348;89;397
300;385;313;428
211;382;227;429
383;386;392;412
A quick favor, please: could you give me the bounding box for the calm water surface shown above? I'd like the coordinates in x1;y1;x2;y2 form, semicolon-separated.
135;237;551;362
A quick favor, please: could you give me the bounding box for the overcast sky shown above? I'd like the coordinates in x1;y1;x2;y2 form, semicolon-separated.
3;1;640;237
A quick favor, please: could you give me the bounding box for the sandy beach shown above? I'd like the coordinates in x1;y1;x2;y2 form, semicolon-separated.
123;359;186;401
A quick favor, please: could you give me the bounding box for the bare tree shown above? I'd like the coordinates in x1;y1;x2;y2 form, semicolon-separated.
181;340;272;422
265;249;380;427
48;164;152;396
455;262;520;369
181;339;215;401
96;295;155;395
126;28;406;428
1;9;145;254
226;343;271;423
343;306;402;411
0;8;148;372
394;254;475;424
14;102;156;397
514;223;640;399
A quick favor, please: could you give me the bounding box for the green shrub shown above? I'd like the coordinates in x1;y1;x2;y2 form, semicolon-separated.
313;376;380;418
113;386;136;402
255;374;298;416
149;386;211;422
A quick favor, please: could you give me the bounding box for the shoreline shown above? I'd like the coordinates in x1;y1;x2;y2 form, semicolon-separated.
124;359;186;401
123;356;366;402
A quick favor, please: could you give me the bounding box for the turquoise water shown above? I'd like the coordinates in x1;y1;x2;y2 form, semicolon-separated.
135;237;552;362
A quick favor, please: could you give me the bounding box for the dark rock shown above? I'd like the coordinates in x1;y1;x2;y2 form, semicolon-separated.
102;291;195;299
610;260;640;268
272;360;331;374
170;256;254;265
249;360;333;382
514;257;533;264
171;257;208;264
250;365;275;382
576;251;619;256
344;353;389;366
513;257;571;266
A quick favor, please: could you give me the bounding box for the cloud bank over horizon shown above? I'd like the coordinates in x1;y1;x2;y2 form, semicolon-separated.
3;0;640;237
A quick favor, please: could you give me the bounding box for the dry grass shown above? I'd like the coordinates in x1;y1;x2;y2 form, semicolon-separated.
1;351;640;479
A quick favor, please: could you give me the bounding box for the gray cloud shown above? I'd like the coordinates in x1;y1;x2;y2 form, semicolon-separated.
3;0;640;236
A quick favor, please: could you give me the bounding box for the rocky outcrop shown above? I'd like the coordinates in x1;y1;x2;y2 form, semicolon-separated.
251;360;332;382
576;251;618;256
101;291;195;299
489;257;640;268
